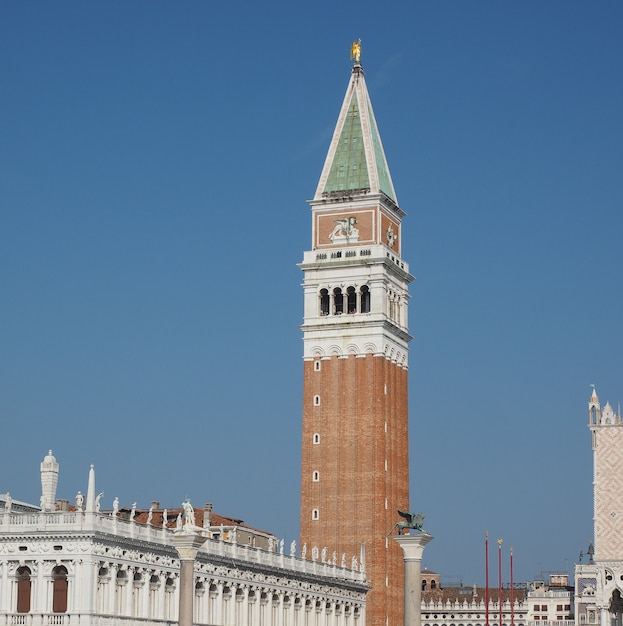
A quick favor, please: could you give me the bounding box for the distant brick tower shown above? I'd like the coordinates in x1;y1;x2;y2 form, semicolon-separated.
300;51;413;626
581;387;623;624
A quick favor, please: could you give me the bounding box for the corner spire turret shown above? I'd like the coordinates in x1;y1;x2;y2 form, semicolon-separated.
40;449;59;512
313;45;398;205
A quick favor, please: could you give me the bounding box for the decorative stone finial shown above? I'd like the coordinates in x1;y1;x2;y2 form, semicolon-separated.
40;450;59;512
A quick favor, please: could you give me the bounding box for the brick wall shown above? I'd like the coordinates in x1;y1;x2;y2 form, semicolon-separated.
301;353;409;626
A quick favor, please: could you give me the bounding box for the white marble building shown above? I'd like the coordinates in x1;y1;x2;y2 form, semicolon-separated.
0;452;368;626
575;388;623;626
421;572;574;626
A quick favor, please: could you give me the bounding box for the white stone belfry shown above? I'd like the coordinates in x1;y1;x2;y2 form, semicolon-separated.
40;450;59;512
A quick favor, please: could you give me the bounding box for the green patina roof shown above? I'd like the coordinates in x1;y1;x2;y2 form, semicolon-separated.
322;90;396;203
368;102;395;202
323;93;370;193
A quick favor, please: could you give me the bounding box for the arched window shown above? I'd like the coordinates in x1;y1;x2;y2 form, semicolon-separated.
360;285;370;313
312;509;319;520
319;289;329;316
16;566;31;613
116;570;128;615
165;578;176;620
347;286;357;313
52;565;69;613
333;288;343;314
312;471;319;482
422;580;427;591
431;579;437;589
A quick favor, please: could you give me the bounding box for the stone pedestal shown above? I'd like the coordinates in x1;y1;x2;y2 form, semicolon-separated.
172;531;207;626
394;533;434;626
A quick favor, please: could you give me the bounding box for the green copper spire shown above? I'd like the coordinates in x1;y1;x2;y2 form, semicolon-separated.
314;62;397;204
323;92;370;193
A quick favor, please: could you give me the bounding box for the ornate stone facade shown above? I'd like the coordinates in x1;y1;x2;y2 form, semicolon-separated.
575;388;623;626
0;454;368;626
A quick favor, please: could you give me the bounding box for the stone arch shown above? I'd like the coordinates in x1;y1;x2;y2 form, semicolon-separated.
345;343;361;355
610;589;623;616
362;342;377;354
319;288;330;316
16;566;32;613
327;344;343;357
52;565;69;613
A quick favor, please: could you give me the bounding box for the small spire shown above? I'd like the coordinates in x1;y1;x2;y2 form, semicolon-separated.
40;449;59;512
86;464;96;512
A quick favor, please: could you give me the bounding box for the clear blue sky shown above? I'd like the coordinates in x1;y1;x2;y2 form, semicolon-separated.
2;1;622;585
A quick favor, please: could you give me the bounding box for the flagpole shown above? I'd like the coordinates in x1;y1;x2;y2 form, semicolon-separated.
510;547;514;626
498;538;503;626
485;531;489;626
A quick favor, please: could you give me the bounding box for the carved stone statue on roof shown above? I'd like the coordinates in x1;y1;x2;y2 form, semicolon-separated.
182;499;195;528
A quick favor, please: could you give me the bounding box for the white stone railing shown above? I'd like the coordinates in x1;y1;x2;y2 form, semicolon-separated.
0;512;365;584
302;244;409;273
199;539;365;583
0;615;182;626
529;590;572;598
422;600;526;611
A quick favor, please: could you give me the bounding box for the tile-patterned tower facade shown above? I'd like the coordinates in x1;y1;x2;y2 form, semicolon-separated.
580;388;623;625
300;57;413;626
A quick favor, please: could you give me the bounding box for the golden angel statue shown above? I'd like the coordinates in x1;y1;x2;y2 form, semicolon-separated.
350;39;361;64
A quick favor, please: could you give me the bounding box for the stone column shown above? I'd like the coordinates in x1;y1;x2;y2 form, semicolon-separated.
171;531;207;626
394;533;434;626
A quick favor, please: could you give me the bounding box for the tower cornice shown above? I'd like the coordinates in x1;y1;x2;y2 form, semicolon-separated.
310;191;406;219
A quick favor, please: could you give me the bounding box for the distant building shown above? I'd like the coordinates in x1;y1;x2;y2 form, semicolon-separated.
421;572;527;626
421;572;573;626
575;388;623;626
0;451;368;625
526;574;574;625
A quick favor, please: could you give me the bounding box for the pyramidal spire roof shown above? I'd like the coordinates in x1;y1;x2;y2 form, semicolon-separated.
314;59;398;205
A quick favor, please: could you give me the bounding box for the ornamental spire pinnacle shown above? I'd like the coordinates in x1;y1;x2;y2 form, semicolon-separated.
313;46;398;205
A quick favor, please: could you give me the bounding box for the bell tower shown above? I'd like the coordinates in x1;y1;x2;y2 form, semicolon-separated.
299;48;413;626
